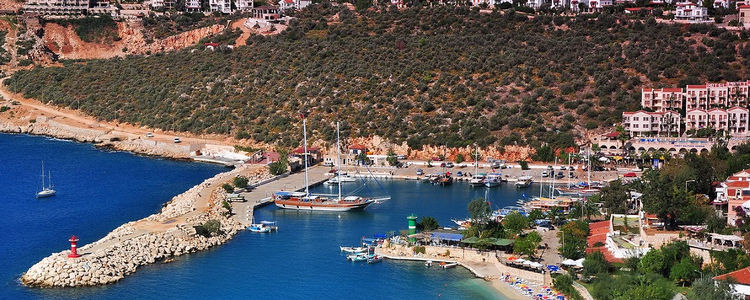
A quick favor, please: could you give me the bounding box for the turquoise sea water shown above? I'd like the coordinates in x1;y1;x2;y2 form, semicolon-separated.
1;134;539;299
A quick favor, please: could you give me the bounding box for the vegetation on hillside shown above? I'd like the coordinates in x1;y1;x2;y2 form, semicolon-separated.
8;5;750;149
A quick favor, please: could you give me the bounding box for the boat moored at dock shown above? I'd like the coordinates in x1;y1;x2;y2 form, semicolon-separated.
484;173;502;188
515;176;533;188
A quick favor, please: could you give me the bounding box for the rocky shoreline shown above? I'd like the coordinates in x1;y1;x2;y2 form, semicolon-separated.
20;164;270;287
0;115;194;159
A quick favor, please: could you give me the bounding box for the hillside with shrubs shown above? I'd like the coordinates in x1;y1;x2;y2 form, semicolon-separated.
7;4;750;150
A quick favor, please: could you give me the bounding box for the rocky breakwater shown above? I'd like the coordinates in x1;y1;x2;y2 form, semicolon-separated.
20;166;270;287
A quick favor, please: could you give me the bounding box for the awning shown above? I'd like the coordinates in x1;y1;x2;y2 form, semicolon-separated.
461;237;482;244
431;232;463;242
490;238;514;246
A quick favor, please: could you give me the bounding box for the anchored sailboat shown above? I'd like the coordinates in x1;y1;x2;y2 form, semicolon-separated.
273;120;390;211
36;161;56;198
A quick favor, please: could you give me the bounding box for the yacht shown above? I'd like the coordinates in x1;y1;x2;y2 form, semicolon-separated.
36;161;56;198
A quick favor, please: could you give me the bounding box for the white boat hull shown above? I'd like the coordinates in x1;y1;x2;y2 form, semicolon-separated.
485;181;500;188
274;201;373;211
36;189;56;198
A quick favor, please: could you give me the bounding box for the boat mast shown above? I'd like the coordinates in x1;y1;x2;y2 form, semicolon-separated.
40;161;45;191
587;145;591;188
539;169;543;199
567;152;571;188
303;118;309;197
551;156;556;199
336;121;342;201
48;170;53;189
474;144;478;175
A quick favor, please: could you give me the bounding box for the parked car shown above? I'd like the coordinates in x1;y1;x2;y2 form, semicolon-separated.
556;172;564;179
560;166;566;170
445;162;454;168
541;171;549;177
456;171;463;177
173;137;181;143
440;163;446;167
146;132;154;138
416;169;424;175
322;162;334;167
397;155;407;160
491;162;501;169
569;172;575;178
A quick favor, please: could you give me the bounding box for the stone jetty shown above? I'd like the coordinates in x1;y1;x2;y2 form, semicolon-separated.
20;165;272;287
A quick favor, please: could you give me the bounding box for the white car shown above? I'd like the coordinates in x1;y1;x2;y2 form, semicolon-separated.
173;137;181;143
146;132;154;138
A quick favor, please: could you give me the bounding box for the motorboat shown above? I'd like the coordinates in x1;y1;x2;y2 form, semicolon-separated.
469;173;486;186
324;175;357;185
347;253;370;262
425;260;433;267
441;262;459;269
515;176;533;188
484;173;502;188
248;221;278;233
340;246;369;253
367;255;383;264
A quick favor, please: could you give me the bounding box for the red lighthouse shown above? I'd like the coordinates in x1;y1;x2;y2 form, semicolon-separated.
67;235;81;258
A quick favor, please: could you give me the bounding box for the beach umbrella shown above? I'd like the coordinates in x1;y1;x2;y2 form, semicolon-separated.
546;265;560;272
507;256;518;261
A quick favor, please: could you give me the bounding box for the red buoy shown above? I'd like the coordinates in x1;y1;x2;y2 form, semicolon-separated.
67;235;81;258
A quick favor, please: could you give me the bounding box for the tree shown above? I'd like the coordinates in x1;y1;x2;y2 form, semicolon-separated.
513;231;541;258
559;220;589;259
222;183;234;193
233;176;249;189
669;257;701;286
468;198;491;223
386;149;398;166
503;212;530;237
455;153;465;164
639;248;665;274
599;179;628;214
583;251;611;277
268;149;289;175
417;216;439;231
615;125;630;155
528;209;544;221
689;277;738;300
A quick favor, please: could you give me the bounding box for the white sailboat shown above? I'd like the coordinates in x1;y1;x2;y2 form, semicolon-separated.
36;161;56;198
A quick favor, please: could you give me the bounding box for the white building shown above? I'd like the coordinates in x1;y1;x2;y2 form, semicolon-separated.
675;2;710;22
641;88;684;112
622;110;682;137
209;0;231;13
185;0;201;12
23;0;90;16
684;107;749;134
279;0;311;11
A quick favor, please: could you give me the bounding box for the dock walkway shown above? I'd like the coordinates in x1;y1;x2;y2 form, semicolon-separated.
231;166;330;226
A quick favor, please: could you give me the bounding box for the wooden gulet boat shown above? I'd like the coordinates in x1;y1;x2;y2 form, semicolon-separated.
273;120;389;212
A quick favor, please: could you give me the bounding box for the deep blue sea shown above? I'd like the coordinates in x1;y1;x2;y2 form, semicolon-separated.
1;134;542;299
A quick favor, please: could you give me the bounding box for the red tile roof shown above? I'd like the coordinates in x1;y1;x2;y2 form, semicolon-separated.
663;88;682;92
714;266;750;285
604;132;620;138
739;4;750;8
292;146;321;153
726;181;750;188
687;85;707;89
348;144;367;150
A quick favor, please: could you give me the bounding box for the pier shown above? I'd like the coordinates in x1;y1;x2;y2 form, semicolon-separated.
230;166;330;226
